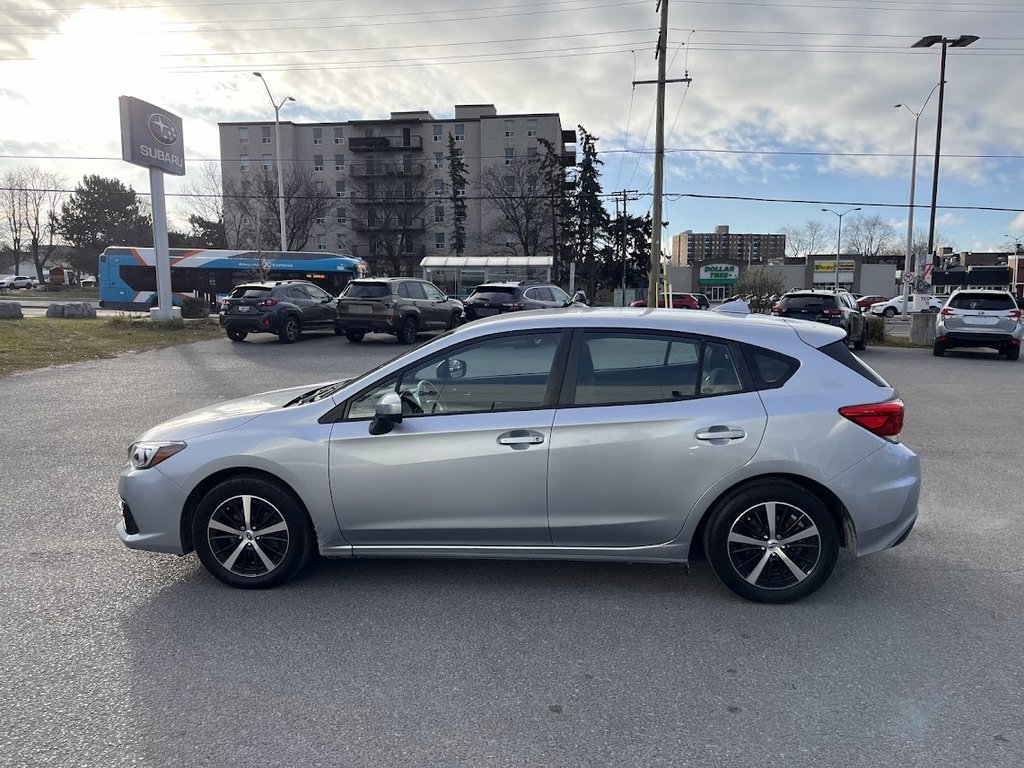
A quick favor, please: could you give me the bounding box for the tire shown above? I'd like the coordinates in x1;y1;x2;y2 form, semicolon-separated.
397;315;419;344
853;324;867;351
1006;345;1020;361
226;328;248;342
883;307;897;318
278;315;301;344
445;311;462;331
703;480;840;604
345;330;365;343
191;475;314;589
932;341;945;357
333;326;345;336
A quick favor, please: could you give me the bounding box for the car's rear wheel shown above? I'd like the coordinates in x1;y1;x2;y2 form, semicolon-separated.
278;316;300;344
445;311;462;330
853;323;867;351
1006;345;1020;361
397;316;418;344
226;328;248;342
883;307;897;318
345;330;365;343
933;340;946;357
192;476;314;589
704;481;839;604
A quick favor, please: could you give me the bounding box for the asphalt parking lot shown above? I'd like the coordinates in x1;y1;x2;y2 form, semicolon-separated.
1;331;1022;768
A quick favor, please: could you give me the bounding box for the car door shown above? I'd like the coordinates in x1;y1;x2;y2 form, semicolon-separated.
301;284;335;327
547;331;767;547
327;330;568;547
421;281;449;328
402;280;431;327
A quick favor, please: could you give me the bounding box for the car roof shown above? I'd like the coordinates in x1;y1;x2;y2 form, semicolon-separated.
350;277;417;283
234;280;314;289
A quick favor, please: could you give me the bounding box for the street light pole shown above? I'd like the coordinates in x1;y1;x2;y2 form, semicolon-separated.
821;207;861;291
911;34;979;265
254;72;295;253
895;83;940;318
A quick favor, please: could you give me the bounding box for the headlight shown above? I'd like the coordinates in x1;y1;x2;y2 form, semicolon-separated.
128;441;186;470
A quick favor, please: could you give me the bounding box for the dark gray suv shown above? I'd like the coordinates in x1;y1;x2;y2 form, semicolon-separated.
336;278;464;344
219;280;340;343
462;281;573;322
772;290;867;350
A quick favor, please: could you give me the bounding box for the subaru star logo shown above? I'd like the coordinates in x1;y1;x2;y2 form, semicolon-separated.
147;113;177;145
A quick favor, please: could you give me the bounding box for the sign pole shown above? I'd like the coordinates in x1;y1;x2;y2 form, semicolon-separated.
149;168;174;320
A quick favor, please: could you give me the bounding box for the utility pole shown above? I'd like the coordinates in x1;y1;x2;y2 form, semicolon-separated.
613;189;640;303
634;0;691;306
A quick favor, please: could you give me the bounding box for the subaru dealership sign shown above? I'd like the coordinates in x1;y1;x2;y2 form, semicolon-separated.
119;96;185;176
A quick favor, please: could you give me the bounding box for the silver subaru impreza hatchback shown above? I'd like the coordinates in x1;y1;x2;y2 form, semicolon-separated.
117;307;919;603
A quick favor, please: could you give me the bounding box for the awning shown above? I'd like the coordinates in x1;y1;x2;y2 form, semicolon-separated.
419;255;553;268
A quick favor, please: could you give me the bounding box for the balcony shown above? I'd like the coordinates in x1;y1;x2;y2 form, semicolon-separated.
348;135;424;153
352;192;427;207
349;161;425;179
350;217;427;232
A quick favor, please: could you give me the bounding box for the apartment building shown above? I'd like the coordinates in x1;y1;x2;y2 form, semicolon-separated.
218;104;574;279
670;225;787;267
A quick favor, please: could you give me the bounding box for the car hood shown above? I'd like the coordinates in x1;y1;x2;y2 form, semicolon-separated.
138;380;344;442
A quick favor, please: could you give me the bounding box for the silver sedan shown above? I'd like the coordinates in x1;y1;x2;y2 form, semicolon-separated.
117;307;920;603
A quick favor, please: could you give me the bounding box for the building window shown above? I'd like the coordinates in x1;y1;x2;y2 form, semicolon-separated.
334;154;344;171
335;180;345;197
504;148;515;165
505;232;516;248
315;215;325;225
316;234;326;250
434;205;445;224
504;120;515;138
313;127;323;145
433;125;443;142
435;232;445;250
337;233;348;249
527;146;538;161
314;180;325;193
313;154;324;172
336;207;346;225
527;118;538;137
454;124;465;142
434;152;444;169
434;179;445;196
455;183;466;197
261;126;271;144
239;127;249;145
334;127;344;144
262;153;272;170
239;152;249;173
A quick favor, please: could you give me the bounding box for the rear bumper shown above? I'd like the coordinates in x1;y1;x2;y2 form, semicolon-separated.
937;330;1020;348
219;312;279;333
336;315;396;333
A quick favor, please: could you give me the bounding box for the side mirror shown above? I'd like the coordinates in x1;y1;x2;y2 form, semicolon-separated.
435;358;467;380
368;391;403;435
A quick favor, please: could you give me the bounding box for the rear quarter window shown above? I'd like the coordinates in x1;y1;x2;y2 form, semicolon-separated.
742;345;800;390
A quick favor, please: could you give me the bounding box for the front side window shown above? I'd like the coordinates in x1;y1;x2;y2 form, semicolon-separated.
573;333;740;406
423;283;445;301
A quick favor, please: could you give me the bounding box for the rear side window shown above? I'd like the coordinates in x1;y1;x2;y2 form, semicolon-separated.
819;341;888;386
949;293;1016;311
743;345;800;390
781;295;837;309
469;287;516;302
230;287;271;299
344;282;390;298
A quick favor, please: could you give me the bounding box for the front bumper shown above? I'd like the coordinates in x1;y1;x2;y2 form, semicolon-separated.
116;463;190;555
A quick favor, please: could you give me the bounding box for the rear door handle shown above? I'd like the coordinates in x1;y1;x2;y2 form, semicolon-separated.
695;427;746;441
497;430;545;446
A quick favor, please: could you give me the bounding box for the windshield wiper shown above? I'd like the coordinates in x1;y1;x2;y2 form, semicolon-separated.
283;381;349;408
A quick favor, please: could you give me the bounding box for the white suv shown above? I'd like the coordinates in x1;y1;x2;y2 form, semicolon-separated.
934;289;1022;360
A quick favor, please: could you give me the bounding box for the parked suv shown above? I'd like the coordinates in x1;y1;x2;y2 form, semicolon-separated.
336;277;463;344
462;281;572;322
934;289;1022;360
772;290;867;350
219;280;340;343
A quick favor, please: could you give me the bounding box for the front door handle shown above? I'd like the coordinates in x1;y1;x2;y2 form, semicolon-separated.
497;430;545;446
695;427;746;441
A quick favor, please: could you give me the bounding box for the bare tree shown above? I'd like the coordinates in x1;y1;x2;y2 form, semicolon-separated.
225;167;333;252
0;168;28;272
781;219;832;258
842;214;897;257
17;167;66;282
349;154;434;276
477;157;552;258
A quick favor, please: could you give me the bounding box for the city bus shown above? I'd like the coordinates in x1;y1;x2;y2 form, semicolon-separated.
97;247;369;311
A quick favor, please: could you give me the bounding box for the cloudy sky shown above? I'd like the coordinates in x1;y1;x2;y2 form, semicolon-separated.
3;0;1023;254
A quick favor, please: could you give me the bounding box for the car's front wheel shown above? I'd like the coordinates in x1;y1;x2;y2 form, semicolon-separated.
883;307;897;318
703;480;839;604
345;330;365;342
192;476;314;589
278;316;301;344
226;328;247;342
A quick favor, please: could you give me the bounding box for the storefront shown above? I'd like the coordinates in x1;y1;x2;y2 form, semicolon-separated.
420;255;553;299
812;259;855;290
698;263;739;301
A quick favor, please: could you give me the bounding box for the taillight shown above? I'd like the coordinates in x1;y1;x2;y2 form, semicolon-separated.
502;302;525;310
770;304;782;315
219;300;229;310
839;399;904;439
940;307;955;317
1009;309;1021;320
260;298;278;307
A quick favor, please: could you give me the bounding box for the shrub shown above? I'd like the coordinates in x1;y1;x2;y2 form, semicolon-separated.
867;315;886;343
180;296;210;319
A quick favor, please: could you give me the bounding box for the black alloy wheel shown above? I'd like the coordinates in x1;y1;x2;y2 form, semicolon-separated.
345;330;365;343
278;316;301;344
397;316;419;344
226;328;248;342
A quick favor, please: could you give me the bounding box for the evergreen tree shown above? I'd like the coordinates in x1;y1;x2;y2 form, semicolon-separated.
572;126;609;299
58;175;152;256
447;134;468;257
